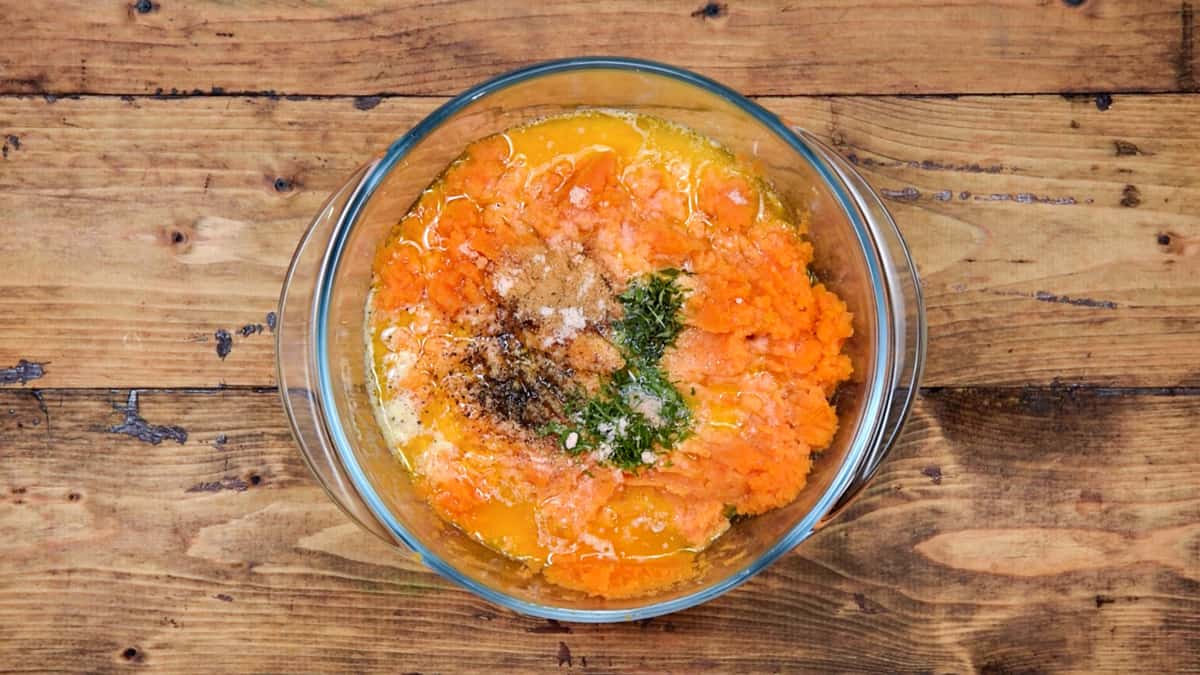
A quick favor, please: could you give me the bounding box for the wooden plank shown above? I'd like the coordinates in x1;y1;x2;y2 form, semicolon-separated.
0;387;1196;672
1;94;1198;388
0;1;1195;97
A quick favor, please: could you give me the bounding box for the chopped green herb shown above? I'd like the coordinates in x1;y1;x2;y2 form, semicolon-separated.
541;269;694;470
613;268;689;362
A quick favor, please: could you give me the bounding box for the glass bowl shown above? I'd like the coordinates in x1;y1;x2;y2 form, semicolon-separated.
276;57;925;622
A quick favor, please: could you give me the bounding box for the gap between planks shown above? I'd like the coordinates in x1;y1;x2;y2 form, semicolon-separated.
3;385;1199;395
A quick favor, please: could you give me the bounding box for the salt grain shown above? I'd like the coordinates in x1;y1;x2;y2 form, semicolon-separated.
569;186;590;208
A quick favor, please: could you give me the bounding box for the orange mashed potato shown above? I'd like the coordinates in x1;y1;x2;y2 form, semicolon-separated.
367;111;852;598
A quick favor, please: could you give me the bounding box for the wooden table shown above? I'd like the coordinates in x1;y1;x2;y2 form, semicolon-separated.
2;2;1197;672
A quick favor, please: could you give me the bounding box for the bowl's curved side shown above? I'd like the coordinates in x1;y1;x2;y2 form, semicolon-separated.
796;131;927;521
275;159;400;545
283;57;926;622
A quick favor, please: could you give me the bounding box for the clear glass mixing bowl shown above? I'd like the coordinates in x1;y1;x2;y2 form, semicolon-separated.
276;58;925;622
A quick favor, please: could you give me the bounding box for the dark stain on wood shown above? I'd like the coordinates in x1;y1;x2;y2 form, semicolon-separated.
215;329;233;359
1063;0;1087;6
853;592;884;613
0;75;46;93
691;2;727;19
186;477;248;493
132;0;158;14
845;153;1008;174
121;647;143;663
975;192;1077;205
922;466;944;484
109;390;188;445
922;384;1122;460
528;619;572;634
1;134;19;160
1179;2;1196;91
1096;594;1116;607
1120;184;1142;207
881;186;921;202
214;593;234;602
354;95;382;111
1113;140;1147;156
266;311;277;332
239;323;264;337
273;176;295;193
1095;93;1113;110
30;389;50;433
556;641;573;668
965;257;1035;264
1033;291;1118;309
0;359;46;385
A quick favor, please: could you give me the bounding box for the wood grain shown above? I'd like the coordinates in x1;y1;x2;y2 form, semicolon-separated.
1;94;1198;388
0;0;1195;97
0;386;1196;672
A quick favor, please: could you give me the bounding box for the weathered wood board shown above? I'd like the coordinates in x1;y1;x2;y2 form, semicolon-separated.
2;94;1197;389
0;387;1196;672
0;1;1195;97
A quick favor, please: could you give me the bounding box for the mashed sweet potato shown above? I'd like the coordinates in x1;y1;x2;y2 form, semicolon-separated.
367;111;852;598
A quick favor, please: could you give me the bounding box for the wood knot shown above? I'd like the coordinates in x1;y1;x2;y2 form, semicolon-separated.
133;0;157;14
691;2;727;19
1119;184;1141;208
159;225;194;253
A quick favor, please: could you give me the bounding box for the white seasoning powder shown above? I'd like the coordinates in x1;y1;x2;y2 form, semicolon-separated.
556;307;587;339
569;185;590;208
493;274;515;297
564;431;579;450
728;188;748;205
641;450;656;465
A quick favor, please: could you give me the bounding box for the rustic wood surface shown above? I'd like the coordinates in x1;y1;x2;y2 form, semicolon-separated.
3;94;1198;389
1;387;1197;672
2;1;1196;97
1;0;1198;672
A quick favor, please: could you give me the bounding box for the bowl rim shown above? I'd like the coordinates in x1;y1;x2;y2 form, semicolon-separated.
310;56;895;622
